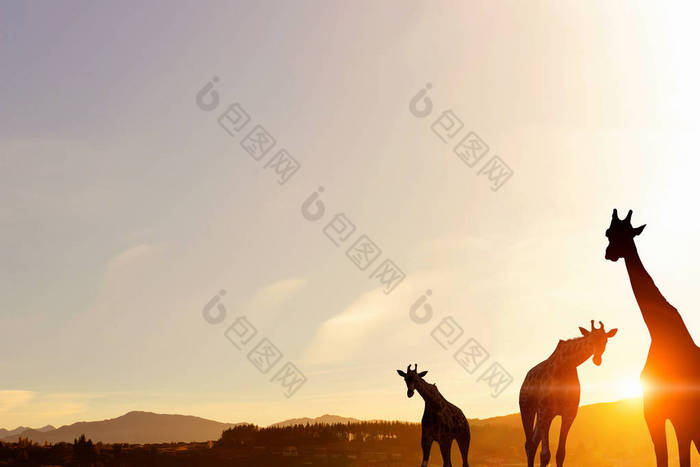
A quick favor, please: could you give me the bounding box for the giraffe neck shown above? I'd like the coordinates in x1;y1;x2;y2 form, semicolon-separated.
623;244;693;345
552;336;595;368
415;378;445;407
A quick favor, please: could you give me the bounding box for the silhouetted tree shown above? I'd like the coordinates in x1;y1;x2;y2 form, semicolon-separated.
72;434;96;466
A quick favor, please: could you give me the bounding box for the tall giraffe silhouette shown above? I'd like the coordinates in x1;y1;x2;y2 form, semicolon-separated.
396;364;470;467
605;209;700;467
519;321;617;467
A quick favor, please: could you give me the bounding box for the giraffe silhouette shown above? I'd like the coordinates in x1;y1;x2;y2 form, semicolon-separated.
396;364;470;467
605;209;700;467
519;320;617;467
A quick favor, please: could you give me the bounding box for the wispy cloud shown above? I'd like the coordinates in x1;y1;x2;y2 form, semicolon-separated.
0;391;109;429
105;244;157;270
302;287;388;365
301;272;444;366
0;390;36;413
246;277;307;311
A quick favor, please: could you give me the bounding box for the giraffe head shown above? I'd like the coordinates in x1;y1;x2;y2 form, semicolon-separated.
605;209;646;262
396;363;428;398
579;320;618;366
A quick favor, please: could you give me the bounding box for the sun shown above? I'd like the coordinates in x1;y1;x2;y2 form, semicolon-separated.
617;376;644;398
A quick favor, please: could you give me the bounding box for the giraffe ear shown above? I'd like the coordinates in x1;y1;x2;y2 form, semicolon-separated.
397;370;407;377
579;327;590;336
607;328;618;338
418;371;428;378
633;225;646;236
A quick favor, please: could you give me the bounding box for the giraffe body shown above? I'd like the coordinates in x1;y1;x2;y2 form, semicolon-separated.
642;339;700;467
397;364;470;467
519;322;616;467
605;210;700;467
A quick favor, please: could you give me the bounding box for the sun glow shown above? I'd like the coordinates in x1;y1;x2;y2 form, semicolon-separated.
618;377;644;398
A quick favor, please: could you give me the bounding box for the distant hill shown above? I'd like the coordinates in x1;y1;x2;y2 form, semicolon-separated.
265;399;666;465
270;414;361;427
0;425;54;438
4;399;697;465
465;397;670;466
1;412;241;444
2;397;688;466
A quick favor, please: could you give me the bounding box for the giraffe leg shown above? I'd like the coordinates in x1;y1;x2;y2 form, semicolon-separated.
526;413;541;467
535;413;554;467
439;439;453;467
521;407;536;466
675;422;692;467
421;434;432;467
457;431;470;467
644;412;668;467
678;436;691;467
555;415;574;467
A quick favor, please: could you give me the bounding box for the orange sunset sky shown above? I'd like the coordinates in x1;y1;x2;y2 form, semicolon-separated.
2;1;700;429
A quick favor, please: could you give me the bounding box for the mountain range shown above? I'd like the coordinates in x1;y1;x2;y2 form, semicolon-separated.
0;424;55;439
0;398;655;454
0;411;242;444
0;412;364;444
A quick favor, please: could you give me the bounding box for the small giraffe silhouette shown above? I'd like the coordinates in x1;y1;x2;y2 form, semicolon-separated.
606;209;700;467
396;364;470;467
519;321;617;467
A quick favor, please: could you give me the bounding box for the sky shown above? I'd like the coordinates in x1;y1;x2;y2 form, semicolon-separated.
2;1;700;429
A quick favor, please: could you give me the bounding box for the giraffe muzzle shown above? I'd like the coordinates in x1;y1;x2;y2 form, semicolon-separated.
605;247;620;262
